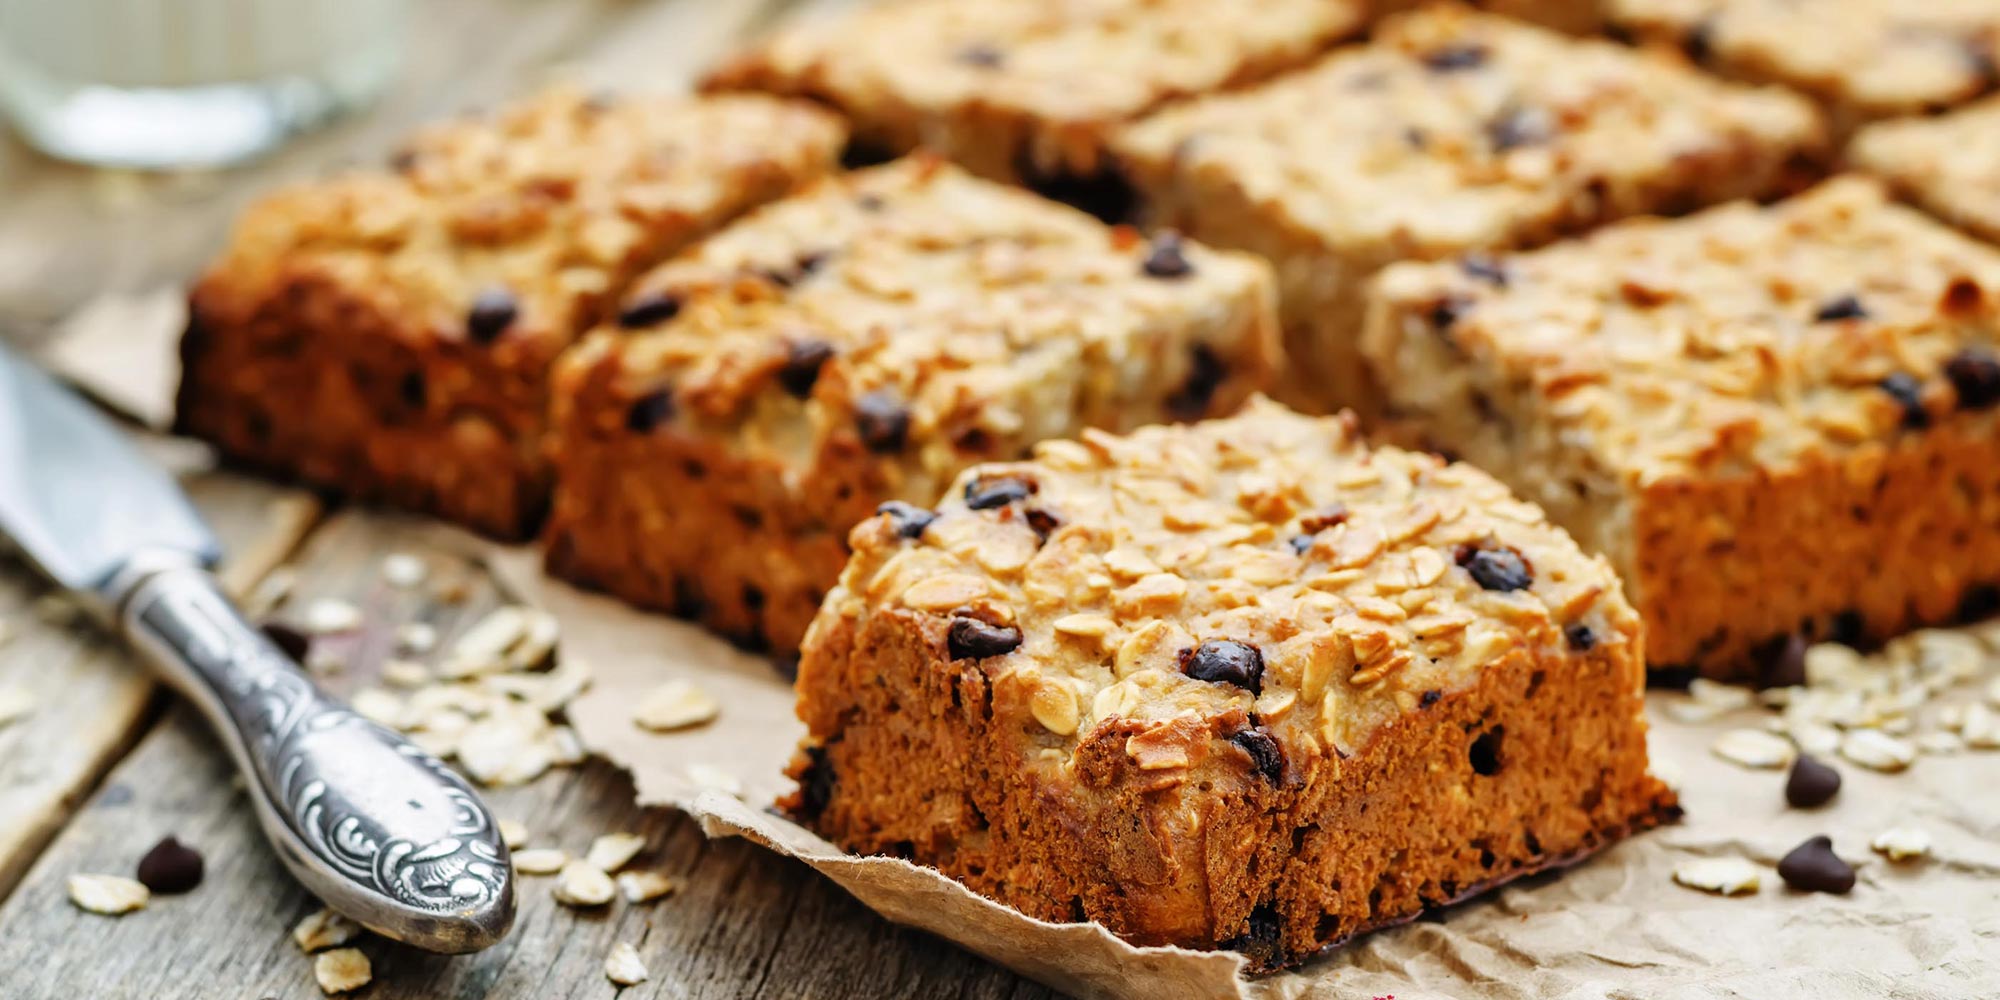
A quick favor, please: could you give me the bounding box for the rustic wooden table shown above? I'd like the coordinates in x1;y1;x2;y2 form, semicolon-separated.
0;1;1061;996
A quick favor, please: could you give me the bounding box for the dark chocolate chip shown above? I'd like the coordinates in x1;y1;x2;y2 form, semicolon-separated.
1422;44;1489;71
796;745;835;819
1966;38;2000;88
466;287;518;343
1419;689;1443;708
876;500;936;539
1957;583;2000;623
1455;542;1532;592
1221;903;1284;966
1813;294;1868;323
947;617;1023;660
1024;507;1063;542
1228;728;1286;786
1142;230;1194;279
1879;372;1930;429
1460;254;1510;287
618;291;681;328
260;622;310;664
398;370;426;409
1565;624;1596;651
955;43;1005;68
1486;106;1552;152
1785;754;1841;809
1180;639;1265;694
1828;609;1867;646
625;389;675;433
1469;727;1504;776
1165;344;1226;420
1429;294;1472;331
1777;835;1855;894
1288;534;1315;556
853;391;910;453
1940;276;1985;315
1684;18;1715;63
741;583;765;611
778;339;835;398
1760;631;1809;688
964;475;1034;510
136;836;204;894
1945;348;2000;410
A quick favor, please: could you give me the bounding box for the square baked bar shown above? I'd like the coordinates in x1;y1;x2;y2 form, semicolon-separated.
786;399;1675;968
543;158;1280;653
1607;0;2000;136
702;0;1364;213
1113;5;1824;419
177;89;845;538
1113;3;1825;417
1363;178;2000;680
1851;95;2000;245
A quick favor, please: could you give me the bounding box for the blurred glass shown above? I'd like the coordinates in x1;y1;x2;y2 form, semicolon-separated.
0;0;408;169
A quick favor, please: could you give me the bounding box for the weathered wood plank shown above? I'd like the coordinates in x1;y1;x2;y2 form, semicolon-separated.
0;511;1056;999
0;469;318;902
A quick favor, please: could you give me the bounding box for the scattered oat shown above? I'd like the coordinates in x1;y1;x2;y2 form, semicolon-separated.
305;645;347;676
1871;826;1933;861
293;907;362;952
455;702;555;786
302;598;362;635
244;566;296;617
499;819;529;850
553;860;616;907
634;679;720;731
545;725;587;766
508;609;560;671
409;728;459;759
381;552;428;588
433;575;472;605
1710;728;1796;769
350;688;405;728
314;948;372;994
66;873;149;914
1786;719;1842;757
513;849;568;875
604;941;649;986
686;763;744;797
394;621;438;655
1672;857;1761;896
380;658;431;688
441;606;531;679
0;685;35;728
1962;703;2000;749
1840;729;1917;772
586;833;645;873
616;870;677;903
1915;730;1964;754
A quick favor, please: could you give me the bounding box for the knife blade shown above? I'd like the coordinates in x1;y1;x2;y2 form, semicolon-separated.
0;343;515;953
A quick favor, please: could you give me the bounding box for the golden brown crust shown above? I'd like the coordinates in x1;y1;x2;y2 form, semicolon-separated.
702;0;1364;185
1851;95;2000;246
1363;178;2000;676
176;89;845;538
787;401;1674;966
544;158;1280;651
1113;3;1827;417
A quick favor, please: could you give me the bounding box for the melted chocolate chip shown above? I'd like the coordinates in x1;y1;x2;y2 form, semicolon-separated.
1564;624;1596;651
876;500;936;539
1222;904;1284;967
947;617;1023;659
1229;728;1285;786
466;287;518;343
1945;347;2000;410
1486;106;1552;152
1785;754;1841;809
1879;372;1930;430
625;389;675;433
1419;689;1443;708
853;392;910;452
1024;507;1063;542
1142;230;1195;279
964;475;1034;510
1684;18;1715;63
1429;294;1472;332
1777;835;1855;894
1165;344;1226;420
796;745;836;819
398;370;426;409
136;836;205;894
1460;254;1510;287
1422;44;1489;71
1455;542;1532;592
955;42;1005;68
618;291;681;328
778;339;836;398
1180;639;1265;693
1813;294;1868;323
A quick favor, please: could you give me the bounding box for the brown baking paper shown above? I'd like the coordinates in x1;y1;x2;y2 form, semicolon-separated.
41;305;2000;1000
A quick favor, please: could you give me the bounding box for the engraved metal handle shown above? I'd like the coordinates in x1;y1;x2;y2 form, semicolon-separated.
101;555;515;953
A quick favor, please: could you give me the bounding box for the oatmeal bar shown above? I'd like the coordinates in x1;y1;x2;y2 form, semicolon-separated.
1113;4;1825;418
786;399;1675;968
701;0;1364;213
543;158;1279;653
1851;95;2000;245
1362;177;2000;680
1608;0;2000;135
176;89;845;538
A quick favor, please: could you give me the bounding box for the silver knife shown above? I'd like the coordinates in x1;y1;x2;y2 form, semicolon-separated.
0;343;514;953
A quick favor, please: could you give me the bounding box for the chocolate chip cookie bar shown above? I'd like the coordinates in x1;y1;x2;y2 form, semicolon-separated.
1113;4;1825;417
785;399;1675;969
1607;0;2000;136
701;0;1364;216
543;158;1279;653
177;89;845;538
1851;95;2000;245
1362;177;2000;680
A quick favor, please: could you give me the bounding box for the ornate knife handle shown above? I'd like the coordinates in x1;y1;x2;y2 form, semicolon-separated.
102;555;514;953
